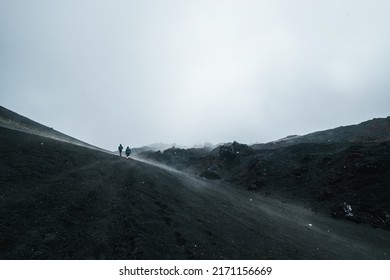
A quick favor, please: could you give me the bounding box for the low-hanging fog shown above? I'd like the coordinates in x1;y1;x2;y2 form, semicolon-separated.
1;0;390;150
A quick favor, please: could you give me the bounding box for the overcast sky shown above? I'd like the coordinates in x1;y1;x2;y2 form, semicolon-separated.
1;0;390;150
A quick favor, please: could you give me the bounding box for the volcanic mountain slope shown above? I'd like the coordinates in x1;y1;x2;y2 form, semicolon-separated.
0;106;107;153
252;116;390;150
1;108;389;259
139;118;390;231
224;141;390;228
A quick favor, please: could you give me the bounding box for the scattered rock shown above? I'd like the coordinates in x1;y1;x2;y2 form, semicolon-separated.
331;202;354;219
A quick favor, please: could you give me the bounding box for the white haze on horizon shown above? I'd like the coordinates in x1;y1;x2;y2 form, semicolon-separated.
1;0;390;150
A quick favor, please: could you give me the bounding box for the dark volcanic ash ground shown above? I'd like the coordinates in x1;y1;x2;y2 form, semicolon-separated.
1;107;390;259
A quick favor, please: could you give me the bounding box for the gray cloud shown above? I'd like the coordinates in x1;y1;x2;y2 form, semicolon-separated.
1;0;390;150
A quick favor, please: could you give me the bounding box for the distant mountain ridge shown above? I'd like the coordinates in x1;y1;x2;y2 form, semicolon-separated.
133;142;219;155
252;116;390;150
0;106;108;153
132;143;185;155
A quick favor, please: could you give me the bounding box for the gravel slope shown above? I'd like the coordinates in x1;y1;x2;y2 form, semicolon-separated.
1;126;389;259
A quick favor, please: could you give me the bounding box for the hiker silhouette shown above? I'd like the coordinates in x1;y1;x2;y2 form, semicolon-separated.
125;146;131;158
118;144;123;157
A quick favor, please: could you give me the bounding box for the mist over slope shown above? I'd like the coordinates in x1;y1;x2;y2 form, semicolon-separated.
139;118;390;230
1;106;389;259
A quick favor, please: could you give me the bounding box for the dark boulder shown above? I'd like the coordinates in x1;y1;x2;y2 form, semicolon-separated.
200;163;221;180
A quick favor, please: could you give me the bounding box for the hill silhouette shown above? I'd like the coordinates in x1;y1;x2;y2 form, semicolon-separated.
0;106;108;153
1;106;389;259
251;117;390;150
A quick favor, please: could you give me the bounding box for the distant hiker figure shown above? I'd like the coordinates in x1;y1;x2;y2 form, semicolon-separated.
118;144;123;157
125;146;131;158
